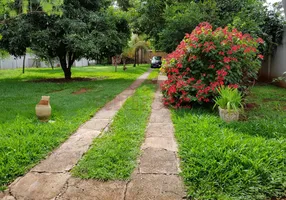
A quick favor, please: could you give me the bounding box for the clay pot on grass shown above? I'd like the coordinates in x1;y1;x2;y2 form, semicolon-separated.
35;96;51;122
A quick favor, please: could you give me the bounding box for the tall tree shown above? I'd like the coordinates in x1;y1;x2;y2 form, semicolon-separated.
132;0;284;54
0;0;130;79
158;1;218;52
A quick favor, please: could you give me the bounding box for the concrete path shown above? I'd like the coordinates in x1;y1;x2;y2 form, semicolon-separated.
125;74;186;200
1;72;186;200
0;70;151;200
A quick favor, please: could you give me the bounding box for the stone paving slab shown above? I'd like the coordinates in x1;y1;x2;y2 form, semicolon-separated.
32;151;85;173
104;95;126;110
32;130;101;173
139;148;178;174
149;110;173;123
120;89;135;96
141;137;178;152
126;174;186;200
151;101;165;110
93;109;118;120
80;119;110;131
146;123;175;138
57;178;127;200
0;191;13;200
10;172;70;200
0;195;15;200
70;128;101;139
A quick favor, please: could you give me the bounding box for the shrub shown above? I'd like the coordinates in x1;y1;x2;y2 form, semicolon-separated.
161;22;264;108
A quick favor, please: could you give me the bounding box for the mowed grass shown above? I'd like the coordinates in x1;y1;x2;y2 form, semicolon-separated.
72;73;157;180
171;85;286;200
147;68;160;80
0;64;148;190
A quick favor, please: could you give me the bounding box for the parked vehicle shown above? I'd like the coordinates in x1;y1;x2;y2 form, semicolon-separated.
151;56;162;68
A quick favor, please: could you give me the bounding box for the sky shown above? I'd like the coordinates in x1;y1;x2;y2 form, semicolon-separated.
266;0;280;3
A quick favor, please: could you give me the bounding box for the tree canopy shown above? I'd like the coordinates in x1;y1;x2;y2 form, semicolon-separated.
131;0;285;53
0;0;131;79
0;0;63;17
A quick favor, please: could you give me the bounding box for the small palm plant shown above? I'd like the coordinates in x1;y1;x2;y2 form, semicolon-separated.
214;86;243;122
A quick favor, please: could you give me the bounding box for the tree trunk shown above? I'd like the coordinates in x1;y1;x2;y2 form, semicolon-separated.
133;49;137;67
123;58;127;71
22;55;26;74
59;55;72;79
48;58;54;70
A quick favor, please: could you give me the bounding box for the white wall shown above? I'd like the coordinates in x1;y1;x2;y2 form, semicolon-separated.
74;58;89;67
0;54;35;69
260;26;286;80
270;26;286;77
0;54;89;69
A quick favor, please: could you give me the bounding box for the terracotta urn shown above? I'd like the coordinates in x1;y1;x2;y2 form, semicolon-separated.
218;107;239;122
35;96;51;122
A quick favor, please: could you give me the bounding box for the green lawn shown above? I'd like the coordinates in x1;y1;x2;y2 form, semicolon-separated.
0;64;148;190
72;72;157;180
171;85;286;200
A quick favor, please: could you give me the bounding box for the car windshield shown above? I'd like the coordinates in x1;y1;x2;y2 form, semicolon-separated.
153;56;162;60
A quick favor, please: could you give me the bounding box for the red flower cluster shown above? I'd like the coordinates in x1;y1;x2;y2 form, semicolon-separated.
161;22;263;108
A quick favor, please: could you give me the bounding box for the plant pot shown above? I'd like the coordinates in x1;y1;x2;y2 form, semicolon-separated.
277;80;286;88
218;107;239;122
35;96;51;122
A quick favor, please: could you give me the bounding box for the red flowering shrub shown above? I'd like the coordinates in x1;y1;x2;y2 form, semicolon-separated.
161;22;264;108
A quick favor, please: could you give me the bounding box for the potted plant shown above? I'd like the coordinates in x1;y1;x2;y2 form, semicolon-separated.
273;72;286;88
213;86;243;122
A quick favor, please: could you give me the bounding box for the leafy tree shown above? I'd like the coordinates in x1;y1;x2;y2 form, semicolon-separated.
158;1;218;52
0;0;63;18
116;0;132;11
132;0;284;54
131;0;173;49
0;49;9;59
0;16;32;73
0;0;130;79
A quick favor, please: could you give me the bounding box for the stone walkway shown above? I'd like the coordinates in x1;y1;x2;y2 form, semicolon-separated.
1;72;186;200
125;74;186;199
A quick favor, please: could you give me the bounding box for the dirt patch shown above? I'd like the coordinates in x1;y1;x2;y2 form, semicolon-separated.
29;77;105;83
145;79;158;85
244;103;259;110
72;88;91;95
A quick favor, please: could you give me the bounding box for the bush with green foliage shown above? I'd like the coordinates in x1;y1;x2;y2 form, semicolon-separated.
161;22;263;108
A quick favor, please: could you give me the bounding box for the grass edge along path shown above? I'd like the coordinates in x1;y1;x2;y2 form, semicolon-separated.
72;73;158;180
171;85;286;200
